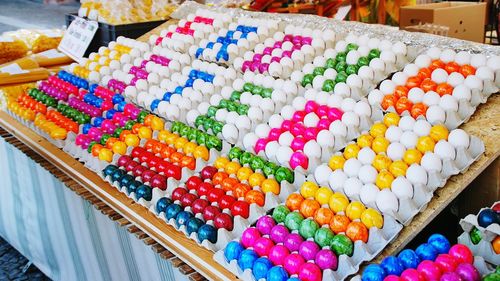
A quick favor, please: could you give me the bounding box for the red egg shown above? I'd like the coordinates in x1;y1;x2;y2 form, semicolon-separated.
131;147;143;158
197;182;214;197
132;165;147;177
208;188;225;203
117;155;132;167
150;174;167;190
186;176;203;191
147;155;161;170
203;205;221;221
125;160;139;172
141;170;157;183
180;193;198;207
172;187;188;201
218;194;236;210
165;165;182;180
231;200;250;218
214;213;234;231
191;198;210;214
201;166;218;180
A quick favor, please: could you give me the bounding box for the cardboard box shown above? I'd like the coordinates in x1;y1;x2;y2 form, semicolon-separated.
400;2;487;43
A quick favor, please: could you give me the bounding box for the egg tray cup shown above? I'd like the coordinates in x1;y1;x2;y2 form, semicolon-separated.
459;203;500;239
458;231;500;266
6;108;68;149
212;211;402;281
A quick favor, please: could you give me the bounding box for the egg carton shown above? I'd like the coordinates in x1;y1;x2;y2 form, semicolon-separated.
459;203;500;238
6;109;67;149
213;213;402;281
458;231;500;266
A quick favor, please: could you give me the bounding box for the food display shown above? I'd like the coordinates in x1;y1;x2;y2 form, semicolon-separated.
1;2;499;281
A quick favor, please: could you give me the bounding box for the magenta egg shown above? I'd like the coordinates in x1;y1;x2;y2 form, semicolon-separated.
263;47;273;56
440;272;462;281
259;63;270;73
289;152;309;170
268;128;283;141
281;120;293;131
305;101;319;113
284;233;304;252
241;227;261;248
400;269;425;281
270;225;290;244
291;137;306;151
315;249;338;270
283;253;305;275
384;275;401;281
253;237;275;257
254;138;268;154
298;262;322;281
328;108;343;120
292;111;306;123
282;50;292;58
268;244;290;266
271;56;281;64
256;216;276;235
75;134;88;146
417;261;442;281
303;127;318;141
435;254;458;273
317;119;332;131
242;61;251;72
299;241;320;261
454;263;480;281
291;123;306;137
448;244;473;264
88;127;103;141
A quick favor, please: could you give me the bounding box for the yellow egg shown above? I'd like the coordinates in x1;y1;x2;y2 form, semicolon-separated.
112;141;127;155
383;112;401;127
225;161;242;175
361;208;384;229
300;181;319;198
150;116;164;131
315;187;333;205
182;142;197;155
416;136;436;153
375;170;394;189
429;124;449;142
174;137;188;150
214;157;230;170
193;146;209;161
165;132;178;145
249;173;265;187
50;127;67;140
328;192;349;213
343;143;361;159
403;149;423;165
329;155;346;170
357;134;374;148
124;134;140;147
346;201;366;220
370;123;387;138
389;160;408;177
372;154;392;172
371;137;390;154
98;148;113;162
237;167;253;181
261;179;280;195
138;126;152;139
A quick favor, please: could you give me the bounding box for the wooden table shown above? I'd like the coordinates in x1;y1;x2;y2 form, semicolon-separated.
1;18;499;281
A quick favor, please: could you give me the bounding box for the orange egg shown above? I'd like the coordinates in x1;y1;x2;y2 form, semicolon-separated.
131;123;142;134
395;96;413;115
381;94;397;111
405;76;422;89
160;146;175;159
300;199;321;218
153;142;166;154
222;177;240;192
170;151;184;164
150;116;164;131
119;129;132;141
346;221;369;243
245;190;265;206
181;156;195;170
444;62;460;74
417;67;431;80
112;141;127;155
329;214;351;234
459;64;476;77
436;83;453;96
286;193;305;211
314;208;334;226
212;171;229;186
429;60;445;71
105;137;119;149
493;236;500;254
410;103;428;119
234;183;252;198
91;143;104;157
143;114;155;127
394;85;409;99
145;139;157;151
420;78;437;92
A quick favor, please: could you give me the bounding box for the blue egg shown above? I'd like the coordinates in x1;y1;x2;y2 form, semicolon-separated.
381;256;404;276
478;209;500;228
184;79;194;88
224;241;244;262
89;83;98;93
175;211;193;228
136;185;152;201
82;123;92;134
174;86;184;95
427;234;450;254
362;264;386;281
111;169;125;182
103;165;118;177
185;218;204;235
415;243;438;261
116;101;127;112
150;99;161;112
119;174;135;188
126;180;142;195
156;197;173;213
112;94;124;104
266;266;288;281
105;109;117;119
95;98;103;108
198;224;217;244
93;117;104;127
163;92;172;102
166;204;182;220
237;249;258;271
253;257;273;280
397;249;420;269
287;278;300;281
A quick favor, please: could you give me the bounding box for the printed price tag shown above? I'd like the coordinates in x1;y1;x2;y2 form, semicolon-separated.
58;16;98;63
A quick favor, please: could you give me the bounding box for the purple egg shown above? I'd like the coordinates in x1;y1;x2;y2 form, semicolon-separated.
440;272;462;281
256;216;276;235
259;63;270;74
455;263;480;281
315;249;338;270
270;225;290;244
284;233;304;252
299;241;320;261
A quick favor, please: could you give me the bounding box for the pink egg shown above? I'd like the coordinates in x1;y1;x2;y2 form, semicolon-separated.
268;245;290;265
435;254;459;273
241;227;261;248
328;108;343;120
316;105;330;117
400;269;425;281
317;119;331;130
384;275;401;281
281;120;293;131
304;127;318;141
291;123;306;137
253;237;275;257
292;111;307;123
242;61;251;72
268;128;283;141
75;134;89;146
290;151;309;170
291;137;306;151
305;100;319;113
448;244;473;264
454;263;480;281
299;262;322;281
417;261;442;281
284;253;305;275
254;138;268;154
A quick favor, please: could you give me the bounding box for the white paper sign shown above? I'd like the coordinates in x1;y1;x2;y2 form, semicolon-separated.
36;49;67;59
58;16;98;64
0;63;28;75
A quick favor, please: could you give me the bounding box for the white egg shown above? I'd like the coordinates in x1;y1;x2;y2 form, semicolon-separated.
448;129;470;148
304;89;317;101
391;177;413;199
278;131;294;147
360;184;380;205
265;141;280;159
243;133;259;152
276;146;294;165
215;108;228;122
316;91;329;106
439;95;458;111
358;66;374;80
354;101;372;117
422;91;441;106
403;64;419;76
476;66;494;81
415;54;432;68
379;40;392;51
376;189;399;213
312;76;326;90
280;105;295;120
269;62;283;77
317;130;335;147
344;177;363;198
302;63;315;75
357;147;376;165
269;114;284;128
406;164;428;185
385;126;403;142
324;48;337;59
341;98;357;112
237;115;252;130
452;84;472;101
359;165;378;184
408;87;425;103
334;83;350;98
368;89;384;105
439;49;456;63
248;107;264;122
392;72;409;86
447;72;465;87
344;158;362;177
323;68;337;80
392;41;407;55
226;112;239;125
346;74;363;89
330;120;347;137
315;165;333;186
413;120;432;136
387;142;406;161
261;98;275;113
487;55;500;71
421;152;442;172
342;111;360;127
455;51;471;66
222;124;239;143
255;124;271;138
434;140;456;160
250;94;263;108
426;47;442;59
400;131;418;149
431;68;449;84
398;116;416;131
370;58;385;72
380;50;396;64
304;140;322;159
328;170;347;190
367;38;381;49
346;50;361;65
358;46;370;57
426;105;446;124
380;80;396;95
292;96;307;111
464;75;483;90
470;54;487;68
